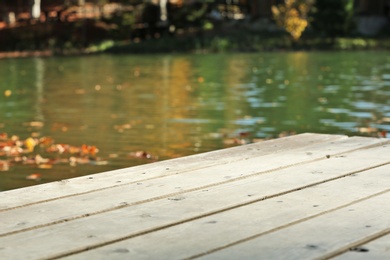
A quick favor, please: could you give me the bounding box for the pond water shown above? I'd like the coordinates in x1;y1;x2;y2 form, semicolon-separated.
1;51;390;191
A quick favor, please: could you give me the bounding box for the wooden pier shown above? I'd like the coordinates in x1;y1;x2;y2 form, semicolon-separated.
1;133;389;259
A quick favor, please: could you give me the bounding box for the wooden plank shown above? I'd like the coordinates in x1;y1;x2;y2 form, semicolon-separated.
0;134;385;211
58;166;390;260
333;233;390;260
1;133;346;210
1;137;389;237
0;145;389;259
196;191;390;260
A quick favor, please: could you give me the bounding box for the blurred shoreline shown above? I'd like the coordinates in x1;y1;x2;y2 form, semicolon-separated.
1;35;390;60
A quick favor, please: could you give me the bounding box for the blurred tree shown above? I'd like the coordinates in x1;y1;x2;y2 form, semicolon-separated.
310;0;355;38
271;0;313;41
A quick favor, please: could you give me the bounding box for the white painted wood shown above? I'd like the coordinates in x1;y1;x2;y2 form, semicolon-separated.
333;233;390;260
0;145;389;259
62;166;390;260
1;137;389;238
0;134;385;212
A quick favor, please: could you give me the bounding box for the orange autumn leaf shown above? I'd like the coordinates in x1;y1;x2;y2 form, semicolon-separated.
1;132;105;172
38;164;53;169
68;145;81;154
26;173;41;180
88;146;99;156
0;133;8;140
0;160;9;171
81;144;99;156
39;136;54;146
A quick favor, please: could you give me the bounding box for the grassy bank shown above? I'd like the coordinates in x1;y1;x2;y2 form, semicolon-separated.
102;34;390;54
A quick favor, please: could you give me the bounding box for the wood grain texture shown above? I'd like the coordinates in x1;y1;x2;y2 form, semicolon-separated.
334;233;390;260
0;133;389;260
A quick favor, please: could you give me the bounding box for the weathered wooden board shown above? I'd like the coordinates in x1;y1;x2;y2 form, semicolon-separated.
334;233;390;260
0;133;389;260
0;134;384;212
197;191;390;260
61;166;390;260
1;142;390;238
1;133;380;210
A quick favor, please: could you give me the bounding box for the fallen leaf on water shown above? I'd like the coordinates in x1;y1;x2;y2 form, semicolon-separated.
278;131;296;138
11;135;20;142
24;121;44;128
69;145;81;154
357;127;377;134
0;133;8;140
81;144;99;156
46;144;67;153
1;132;105;171
31;132;40;138
39;136;54;146
4;90;12;97
0;160;9;171
378;130;387;138
25;137;38;152
38;164;53;169
239;132;251;138
35;154;50;164
128;151;158;160
69;156;90;166
223;138;247;146
26;173;41;180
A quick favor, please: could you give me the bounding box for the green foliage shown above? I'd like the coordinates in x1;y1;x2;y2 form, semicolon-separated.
86;40;114;52
310;0;355;37
186;3;208;23
209;37;231;52
332;38;390;50
122;12;136;27
203;21;214;30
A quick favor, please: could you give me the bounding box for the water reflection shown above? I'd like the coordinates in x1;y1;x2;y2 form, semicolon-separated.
0;52;389;191
34;58;45;122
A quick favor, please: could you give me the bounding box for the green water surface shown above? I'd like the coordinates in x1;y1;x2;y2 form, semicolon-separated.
1;51;389;190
